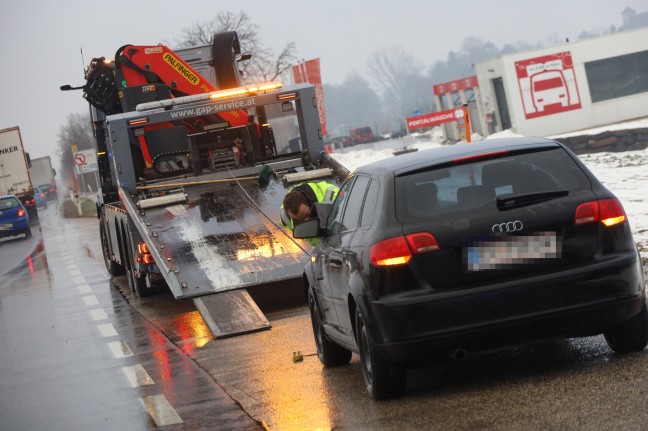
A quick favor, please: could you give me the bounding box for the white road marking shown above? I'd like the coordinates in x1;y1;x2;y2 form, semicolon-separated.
97;323;118;337
82;295;99;307
73;276;86;284
78;284;92;294
108;340;134;359
141;395;183;426
66;264;77;271
70;269;82;276
89;308;108;321
122;364;155;387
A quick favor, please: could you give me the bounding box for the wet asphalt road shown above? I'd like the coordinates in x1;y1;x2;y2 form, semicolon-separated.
2;206;648;430
0;205;261;431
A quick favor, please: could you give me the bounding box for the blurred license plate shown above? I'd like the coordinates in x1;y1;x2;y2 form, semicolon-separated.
0;224;11;230
465;232;560;271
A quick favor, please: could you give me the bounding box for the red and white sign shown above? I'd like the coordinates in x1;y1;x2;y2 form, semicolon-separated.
433;75;478;96
293;58;327;137
515;51;582;119
73;150;98;174
406;108;465;131
73;153;86;166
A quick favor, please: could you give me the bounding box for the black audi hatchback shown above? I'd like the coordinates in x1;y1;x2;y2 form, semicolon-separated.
293;137;647;399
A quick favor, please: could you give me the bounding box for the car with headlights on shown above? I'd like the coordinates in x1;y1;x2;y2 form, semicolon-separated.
0;194;32;239
293;137;647;399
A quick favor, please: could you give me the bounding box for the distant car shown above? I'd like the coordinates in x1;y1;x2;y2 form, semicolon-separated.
37;183;58;201
0;194;31;239
33;186;48;209
349;127;375;145
294;137;647;399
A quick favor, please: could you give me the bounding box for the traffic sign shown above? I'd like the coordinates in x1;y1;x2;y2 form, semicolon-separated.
74;153;86;166
73;150;98;174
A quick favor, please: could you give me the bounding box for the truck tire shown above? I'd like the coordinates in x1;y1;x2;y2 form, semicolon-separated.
212;31;241;89
128;264;148;298
100;221;125;276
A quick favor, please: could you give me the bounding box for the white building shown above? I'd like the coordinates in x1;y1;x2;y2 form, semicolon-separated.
473;26;648;136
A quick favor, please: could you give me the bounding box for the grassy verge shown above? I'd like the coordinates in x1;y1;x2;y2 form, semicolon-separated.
61;198;97;218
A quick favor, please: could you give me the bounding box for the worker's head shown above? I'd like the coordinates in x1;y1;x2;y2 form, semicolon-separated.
283;189;312;223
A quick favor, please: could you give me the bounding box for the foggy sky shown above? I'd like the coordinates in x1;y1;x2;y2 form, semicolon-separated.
0;0;641;172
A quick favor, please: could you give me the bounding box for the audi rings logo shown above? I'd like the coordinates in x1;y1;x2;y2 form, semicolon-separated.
492;220;524;233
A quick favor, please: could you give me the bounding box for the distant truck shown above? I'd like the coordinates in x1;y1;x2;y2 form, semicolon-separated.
0;126;37;221
29;156;57;201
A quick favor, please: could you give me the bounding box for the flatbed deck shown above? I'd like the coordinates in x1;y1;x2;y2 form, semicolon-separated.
139;175;310;299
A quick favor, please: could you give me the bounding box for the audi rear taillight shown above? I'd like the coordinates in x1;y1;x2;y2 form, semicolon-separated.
371;237;411;266
405;232;440;253
575;199;626;227
371;232;439;267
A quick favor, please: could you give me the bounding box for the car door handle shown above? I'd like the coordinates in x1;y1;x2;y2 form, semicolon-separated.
328;250;343;269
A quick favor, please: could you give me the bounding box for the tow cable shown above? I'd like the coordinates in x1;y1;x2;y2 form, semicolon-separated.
226;165;310;256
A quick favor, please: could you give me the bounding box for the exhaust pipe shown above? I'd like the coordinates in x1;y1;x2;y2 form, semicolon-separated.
450;348;468;361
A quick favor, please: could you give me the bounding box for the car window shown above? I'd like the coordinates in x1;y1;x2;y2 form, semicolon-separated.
0;197;20;209
326;177;355;235
395;147;591;221
360;178;379;228
340;175;370;231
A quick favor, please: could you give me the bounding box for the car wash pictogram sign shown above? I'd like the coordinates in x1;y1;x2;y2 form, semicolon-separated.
515;51;582;119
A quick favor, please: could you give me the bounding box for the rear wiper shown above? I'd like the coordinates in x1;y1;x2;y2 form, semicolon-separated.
496;189;569;209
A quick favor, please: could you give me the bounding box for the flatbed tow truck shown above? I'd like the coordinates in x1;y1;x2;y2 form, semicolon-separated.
62;32;348;337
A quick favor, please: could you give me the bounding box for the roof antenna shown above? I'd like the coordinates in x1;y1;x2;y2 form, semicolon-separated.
59;48;87;91
80;47;86;76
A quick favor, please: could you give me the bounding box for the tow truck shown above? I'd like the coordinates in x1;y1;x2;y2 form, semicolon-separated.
62;32;348;337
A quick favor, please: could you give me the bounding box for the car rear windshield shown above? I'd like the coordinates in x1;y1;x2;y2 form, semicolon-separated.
0;197;20;210
395;147;591;221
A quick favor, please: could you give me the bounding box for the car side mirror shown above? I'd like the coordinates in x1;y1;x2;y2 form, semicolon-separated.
312;202;333;229
293;219;321;239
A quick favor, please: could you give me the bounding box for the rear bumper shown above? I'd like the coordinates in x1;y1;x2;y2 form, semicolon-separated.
368;252;645;363
0;219;29;237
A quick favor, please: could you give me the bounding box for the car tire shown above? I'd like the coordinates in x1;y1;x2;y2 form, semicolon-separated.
308;288;352;367
356;310;406;400
604;298;648;354
100;221;125;276
24;227;32;239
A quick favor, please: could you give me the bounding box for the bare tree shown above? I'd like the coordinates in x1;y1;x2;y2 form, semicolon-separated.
368;47;434;121
323;71;382;136
175;11;297;83
56;113;94;182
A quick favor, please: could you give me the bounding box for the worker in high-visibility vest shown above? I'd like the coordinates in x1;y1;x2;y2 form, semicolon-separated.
280;181;339;233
